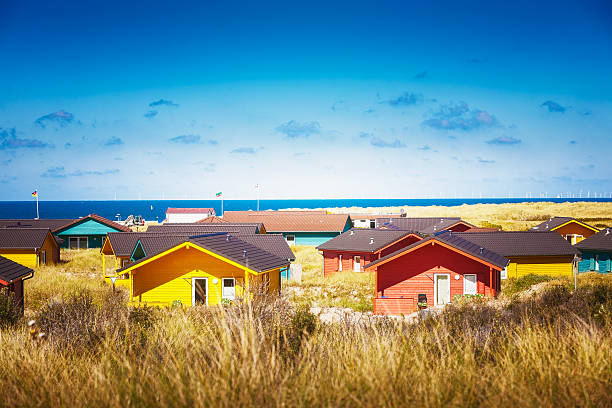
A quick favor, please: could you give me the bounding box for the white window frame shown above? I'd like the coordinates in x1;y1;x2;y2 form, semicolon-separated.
500;266;507;280
338;254;343;271
69;236;89;250
191;277;208;305
354;255;361;272
433;273;451;307
463;274;478;295
40;250;46;265
222;278;236;300
286;235;295;245
595;254;600;271
122;259;130;267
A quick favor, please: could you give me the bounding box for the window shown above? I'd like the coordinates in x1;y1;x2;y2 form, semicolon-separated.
338;254;343;271
222;278;236;299
41;251;46;265
354;256;361;272
595;254;600;271
369;220;376;228
286;235;295;245
464;274;477;295
69;237;88;250
192;278;208;305
122;259;130;267
500;267;507;280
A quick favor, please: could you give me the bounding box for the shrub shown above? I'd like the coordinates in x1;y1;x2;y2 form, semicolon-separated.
502;274;557;296
0;289;21;328
285;305;317;355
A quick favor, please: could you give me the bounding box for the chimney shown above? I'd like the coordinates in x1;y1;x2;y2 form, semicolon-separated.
243;250;247;258
350;230;354;235
369;237;374;245
226;234;231;242
479;247;484;254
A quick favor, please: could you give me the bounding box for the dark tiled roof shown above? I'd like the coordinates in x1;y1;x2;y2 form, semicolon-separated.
222;211;350;232
55;214;131;233
233;234;295;261
455;231;578;257
576;228;612;252
147;224;261;234
376;217;473;234
365;231;508;270
0;228;56;249
0;219;74;231
104;232;163;257
316;228;421;253
0;255;34;284
529;217;597;232
118;232;289;273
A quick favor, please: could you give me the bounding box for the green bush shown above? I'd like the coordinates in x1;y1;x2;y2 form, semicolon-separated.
285;306;317;356
502;274;557;296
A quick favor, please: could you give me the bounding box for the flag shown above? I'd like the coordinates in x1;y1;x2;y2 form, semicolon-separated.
216;192;222;197
32;191;38;197
255;184;259;189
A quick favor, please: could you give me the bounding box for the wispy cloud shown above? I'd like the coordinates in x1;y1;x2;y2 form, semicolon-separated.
149;99;179;107
169;134;201;144
144;110;158;118
42;166;120;178
231;146;258;154
364;108;376;114
422;101;499;131
477;157;495;164
486;136;521;145
384;92;424;107
413;70;428;79
0;127;53;150
331;100;346;111
541;100;567;113
417;145;431;150
569;140;577;145
34;110;78;128
104;136;123;146
370;137;405;148
276;120;321;138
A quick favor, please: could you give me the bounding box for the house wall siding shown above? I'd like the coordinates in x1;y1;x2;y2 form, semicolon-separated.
322;250;378;276
553;223;597;241
578;252;612;273
505;256;574;279
0;250;37;268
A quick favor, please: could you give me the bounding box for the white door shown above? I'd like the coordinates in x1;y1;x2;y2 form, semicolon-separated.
192;278;208;305
434;274;451;306
353;256;361;272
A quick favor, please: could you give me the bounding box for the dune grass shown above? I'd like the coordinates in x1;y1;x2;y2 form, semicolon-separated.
0;249;611;407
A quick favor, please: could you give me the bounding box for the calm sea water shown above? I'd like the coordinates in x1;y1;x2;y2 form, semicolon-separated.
1;198;611;221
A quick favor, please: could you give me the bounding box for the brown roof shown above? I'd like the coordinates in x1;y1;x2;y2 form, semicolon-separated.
0;219;75;231
0;255;34;284
147;223;263;234
166;207;215;214
529;217;598;232
365;231;509;270
576;228;612;252
455;231;578;257
0;228;58;249
197;216;229;223
233;234;295;261
349;213;403;220
118;232;290;274
221;211;351;232
376;217;474;234
55;214;131;233
317;229;421;253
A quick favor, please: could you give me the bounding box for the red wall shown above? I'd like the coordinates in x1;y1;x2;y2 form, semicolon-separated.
379;235;422;257
374;242;499;315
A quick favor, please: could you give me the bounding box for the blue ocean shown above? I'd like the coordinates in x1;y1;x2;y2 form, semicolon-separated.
1;198;611;221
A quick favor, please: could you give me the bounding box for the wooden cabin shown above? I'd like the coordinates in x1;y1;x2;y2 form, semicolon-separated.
221;211;352;246
165;207;215;223
54;214;130;249
530;217;599;245
364;232;507;315
147;223;266;235
376;217;475;233
455;231;578;279
0;255;34;313
576;228;612;273
317;229;422;276
115;233;290;307
0;228;61;267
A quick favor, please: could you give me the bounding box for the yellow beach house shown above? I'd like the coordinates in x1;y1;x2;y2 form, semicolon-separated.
0;228;61;267
457;231;578;279
529;216;599;245
115;232;292;307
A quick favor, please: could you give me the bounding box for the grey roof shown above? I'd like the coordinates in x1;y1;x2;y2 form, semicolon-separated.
104;232;144;257
365;231;509;270
316;228;421;253
529;217;597;232
0;255;34;284
455;231;578;257
0;219;74;231
118;233;290;273
376;217;473;234
0;228;57;249
576;228;612;252
147;224;262;235
234;234;295;261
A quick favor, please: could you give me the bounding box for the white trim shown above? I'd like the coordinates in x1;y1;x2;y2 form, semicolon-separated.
595;254;600;271
338;254;343;271
434;273;451;306
500;266;507;280
463;274;477;295
191;277;209;305
222;277;236;300
286;235;296;245
353;255;361;272
69;236;89;250
41;250;46;265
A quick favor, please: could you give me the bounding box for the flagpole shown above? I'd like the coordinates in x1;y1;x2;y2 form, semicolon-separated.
256;184;260;211
222;196;224;217
36;194;39;219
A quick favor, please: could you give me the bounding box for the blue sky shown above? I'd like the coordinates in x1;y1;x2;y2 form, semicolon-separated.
1;0;611;200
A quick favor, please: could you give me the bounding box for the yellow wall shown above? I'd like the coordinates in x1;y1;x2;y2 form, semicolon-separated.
0;250;37;268
127;246;280;307
40;233;60;264
506;256;574;279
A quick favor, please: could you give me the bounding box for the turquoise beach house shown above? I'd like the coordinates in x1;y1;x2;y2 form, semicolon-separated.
576;228;612;273
54;214;131;249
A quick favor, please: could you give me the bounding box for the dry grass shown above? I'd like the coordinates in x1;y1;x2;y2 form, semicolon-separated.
0;250;610;407
323;201;612;230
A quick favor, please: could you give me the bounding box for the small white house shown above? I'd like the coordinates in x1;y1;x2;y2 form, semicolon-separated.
165;208;216;223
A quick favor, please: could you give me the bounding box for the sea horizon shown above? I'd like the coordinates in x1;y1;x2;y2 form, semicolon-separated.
1;197;611;222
